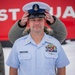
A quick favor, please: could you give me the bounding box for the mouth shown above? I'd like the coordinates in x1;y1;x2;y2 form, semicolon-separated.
34;25;40;29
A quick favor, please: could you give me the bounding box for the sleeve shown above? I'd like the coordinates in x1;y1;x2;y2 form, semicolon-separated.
8;20;25;44
6;42;19;68
0;43;5;75
55;45;70;68
47;16;68;43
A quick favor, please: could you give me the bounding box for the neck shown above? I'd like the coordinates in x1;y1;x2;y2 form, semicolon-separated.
30;32;44;44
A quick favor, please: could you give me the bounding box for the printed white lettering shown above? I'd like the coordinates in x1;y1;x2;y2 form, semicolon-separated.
8;9;20;20
0;9;8;21
63;6;75;18
50;7;61;18
0;6;75;21
0;8;20;21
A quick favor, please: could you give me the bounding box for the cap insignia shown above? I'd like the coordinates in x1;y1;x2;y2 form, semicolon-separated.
33;4;39;11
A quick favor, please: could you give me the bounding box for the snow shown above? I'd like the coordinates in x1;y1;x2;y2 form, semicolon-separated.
3;40;75;75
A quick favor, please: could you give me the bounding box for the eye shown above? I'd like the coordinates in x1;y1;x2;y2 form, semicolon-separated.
38;19;43;21
30;19;35;21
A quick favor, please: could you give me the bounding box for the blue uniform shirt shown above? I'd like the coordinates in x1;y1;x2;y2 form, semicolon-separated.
6;33;70;75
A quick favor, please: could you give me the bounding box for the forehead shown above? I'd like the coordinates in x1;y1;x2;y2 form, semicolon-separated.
29;17;45;20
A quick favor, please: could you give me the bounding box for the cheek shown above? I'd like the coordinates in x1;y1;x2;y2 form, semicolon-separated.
44;20;47;26
41;22;45;27
40;24;45;29
28;22;33;28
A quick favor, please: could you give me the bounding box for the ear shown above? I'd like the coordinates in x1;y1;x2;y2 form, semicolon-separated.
44;19;48;26
26;20;29;27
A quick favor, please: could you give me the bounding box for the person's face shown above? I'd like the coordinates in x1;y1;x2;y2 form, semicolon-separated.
28;17;45;33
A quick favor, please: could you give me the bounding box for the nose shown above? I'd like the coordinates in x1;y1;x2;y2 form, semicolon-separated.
34;20;39;25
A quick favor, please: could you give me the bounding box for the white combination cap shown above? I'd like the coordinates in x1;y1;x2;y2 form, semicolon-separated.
22;1;50;18
22;1;50;12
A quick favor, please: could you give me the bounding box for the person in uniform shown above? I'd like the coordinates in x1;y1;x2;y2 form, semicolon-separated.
8;2;67;44
6;2;69;75
0;43;5;75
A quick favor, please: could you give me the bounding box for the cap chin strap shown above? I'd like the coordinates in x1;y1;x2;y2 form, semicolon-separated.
28;13;45;19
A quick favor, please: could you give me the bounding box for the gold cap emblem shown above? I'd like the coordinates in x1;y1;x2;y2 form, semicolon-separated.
33;4;39;11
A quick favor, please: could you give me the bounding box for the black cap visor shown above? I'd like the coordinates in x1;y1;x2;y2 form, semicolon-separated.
28;9;45;18
28;13;45;19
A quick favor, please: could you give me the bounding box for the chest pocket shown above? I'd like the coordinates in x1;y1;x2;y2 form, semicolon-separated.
18;52;32;61
45;52;58;59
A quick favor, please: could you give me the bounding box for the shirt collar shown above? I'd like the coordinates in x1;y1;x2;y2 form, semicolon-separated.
24;33;51;45
24;34;35;45
41;33;51;44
